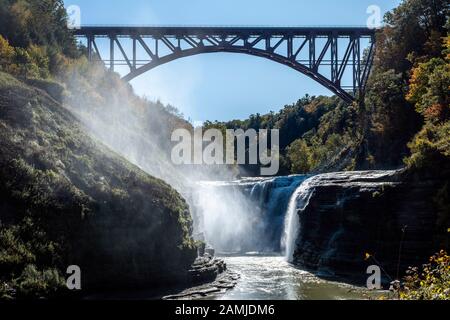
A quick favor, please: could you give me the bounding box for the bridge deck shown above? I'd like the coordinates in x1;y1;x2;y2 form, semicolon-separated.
74;26;376;37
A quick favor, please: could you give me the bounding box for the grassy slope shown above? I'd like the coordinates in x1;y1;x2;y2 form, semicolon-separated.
0;72;196;297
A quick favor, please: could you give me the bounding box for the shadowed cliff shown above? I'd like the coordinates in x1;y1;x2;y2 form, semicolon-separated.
290;170;449;285
0;72;197;298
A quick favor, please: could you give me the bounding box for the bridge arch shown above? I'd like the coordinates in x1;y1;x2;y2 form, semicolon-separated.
75;26;376;103
122;45;352;102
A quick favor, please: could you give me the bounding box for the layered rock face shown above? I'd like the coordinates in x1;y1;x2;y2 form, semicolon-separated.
189;254;227;284
291;170;446;284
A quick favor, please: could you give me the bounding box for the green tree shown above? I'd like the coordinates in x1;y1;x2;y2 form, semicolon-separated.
405;121;450;169
286;139;313;173
376;0;449;73
0;0;78;57
407;56;450;123
0;35;15;72
364;69;420;166
405;35;450;169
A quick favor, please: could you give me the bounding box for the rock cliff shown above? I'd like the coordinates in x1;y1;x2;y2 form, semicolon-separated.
291;170;449;284
0;72;197;296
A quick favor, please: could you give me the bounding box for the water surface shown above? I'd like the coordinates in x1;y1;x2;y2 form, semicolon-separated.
210;256;371;300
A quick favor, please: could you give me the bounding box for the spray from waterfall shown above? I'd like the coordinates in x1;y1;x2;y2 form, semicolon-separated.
193;176;308;254
282;177;314;262
194;180;266;253
61;67;313;256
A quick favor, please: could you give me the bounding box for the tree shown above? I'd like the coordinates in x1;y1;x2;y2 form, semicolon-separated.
286;139;313;173
376;0;449;73
0;35;15;72
407;36;450;124
405;121;450;169
0;0;78;57
364;69;421;166
405;37;450;169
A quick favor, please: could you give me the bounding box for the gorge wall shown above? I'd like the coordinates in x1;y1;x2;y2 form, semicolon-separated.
0;72;197;294
289;170;448;284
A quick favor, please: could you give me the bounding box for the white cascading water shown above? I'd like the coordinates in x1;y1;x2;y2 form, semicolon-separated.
192;175;309;254
282;177;315;262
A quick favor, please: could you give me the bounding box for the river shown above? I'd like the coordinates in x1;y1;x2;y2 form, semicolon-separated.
189;174;385;300
206;255;371;300
85;254;375;300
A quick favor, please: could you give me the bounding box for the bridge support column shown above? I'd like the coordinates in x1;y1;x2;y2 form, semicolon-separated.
287;36;293;59
87;35;93;61
309;34;315;69
133;36;137;70
331;34;338;84
352;35;361;96
109;35;115;71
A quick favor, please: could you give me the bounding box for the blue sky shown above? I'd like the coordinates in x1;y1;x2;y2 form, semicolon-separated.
64;0;401;122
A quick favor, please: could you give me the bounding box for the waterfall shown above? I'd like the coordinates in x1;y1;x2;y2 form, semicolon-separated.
282;177;315;262
192;175;308;254
250;178;274;209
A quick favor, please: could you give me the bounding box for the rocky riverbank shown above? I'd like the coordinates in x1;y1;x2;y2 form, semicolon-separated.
163;270;240;300
161;251;238;300
189;254;227;284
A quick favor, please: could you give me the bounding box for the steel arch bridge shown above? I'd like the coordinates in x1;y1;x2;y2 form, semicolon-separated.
74;26;376;103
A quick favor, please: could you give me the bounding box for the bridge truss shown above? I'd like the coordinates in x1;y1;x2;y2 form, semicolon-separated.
74;26;376;103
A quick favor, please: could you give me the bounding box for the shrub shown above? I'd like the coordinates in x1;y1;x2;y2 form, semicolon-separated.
400;250;450;300
26;44;50;78
405;121;450;169
0;281;14;300
0;35;14;67
0;225;36;275
13;264;65;299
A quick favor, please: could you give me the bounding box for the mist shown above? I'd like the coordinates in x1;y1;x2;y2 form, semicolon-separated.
61;65;274;253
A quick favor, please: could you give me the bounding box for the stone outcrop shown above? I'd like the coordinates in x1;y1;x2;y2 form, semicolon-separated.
164;268;239;300
162;253;236;300
291;170;448;284
189;254;227;284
